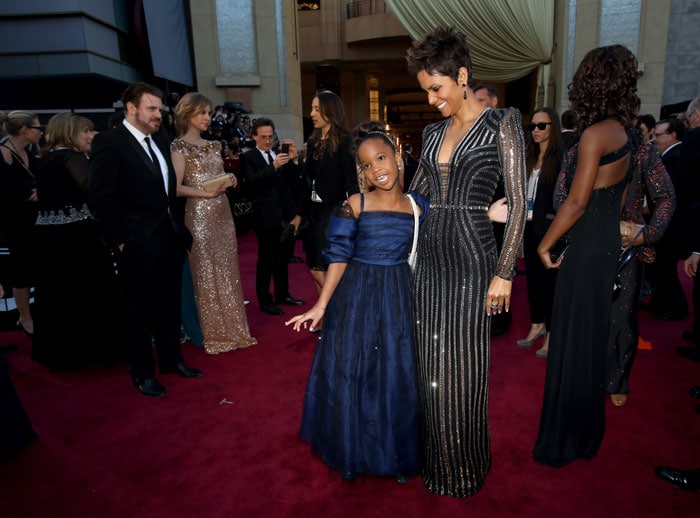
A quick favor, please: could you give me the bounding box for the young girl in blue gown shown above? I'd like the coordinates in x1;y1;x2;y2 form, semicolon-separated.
286;122;428;482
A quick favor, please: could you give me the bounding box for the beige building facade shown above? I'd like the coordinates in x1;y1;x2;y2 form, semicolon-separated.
190;0;697;143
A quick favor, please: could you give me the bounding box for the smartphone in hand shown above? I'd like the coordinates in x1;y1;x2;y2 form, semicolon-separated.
281;143;290;155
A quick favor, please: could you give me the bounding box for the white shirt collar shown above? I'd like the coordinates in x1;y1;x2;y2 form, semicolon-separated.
122;118;152;143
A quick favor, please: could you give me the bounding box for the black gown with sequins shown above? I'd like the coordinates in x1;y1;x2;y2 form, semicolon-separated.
533;138;632;467
410;108;527;497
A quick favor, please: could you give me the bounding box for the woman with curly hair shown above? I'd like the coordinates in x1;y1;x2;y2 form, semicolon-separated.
298;91;359;330
533;45;641;467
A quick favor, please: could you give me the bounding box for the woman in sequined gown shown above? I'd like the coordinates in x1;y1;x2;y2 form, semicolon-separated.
172;93;256;354
406;27;527;497
533;45;641;467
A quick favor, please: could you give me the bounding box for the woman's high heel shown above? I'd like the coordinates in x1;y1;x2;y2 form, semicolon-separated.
16;320;34;337
516;327;546;349
611;394;627;407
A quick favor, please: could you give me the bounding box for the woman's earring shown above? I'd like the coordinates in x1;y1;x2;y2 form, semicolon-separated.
463;83;467;100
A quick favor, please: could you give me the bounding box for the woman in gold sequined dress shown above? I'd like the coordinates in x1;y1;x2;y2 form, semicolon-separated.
171;93;256;354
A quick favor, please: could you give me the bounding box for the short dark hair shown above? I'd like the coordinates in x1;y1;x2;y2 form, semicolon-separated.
637;113;656;132
406;26;475;88
121;82;164;110
251;117;275;135
561;109;578;130
658;117;686;141
473;84;498;99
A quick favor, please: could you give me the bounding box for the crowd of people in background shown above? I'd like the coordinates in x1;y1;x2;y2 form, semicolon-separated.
1;25;699;494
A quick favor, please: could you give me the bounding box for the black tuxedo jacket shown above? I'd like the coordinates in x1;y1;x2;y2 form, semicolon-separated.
240;148;298;229
530;177;556;241
89;124;191;251
680;128;700;251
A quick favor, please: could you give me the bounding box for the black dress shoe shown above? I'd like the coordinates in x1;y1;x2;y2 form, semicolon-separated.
289;256;304;264
676;346;700;362
682;331;699;345
654;466;700;492
261;303;284;315
160;363;204;378
278;296;304;306
689;386;700;399
132;377;168;397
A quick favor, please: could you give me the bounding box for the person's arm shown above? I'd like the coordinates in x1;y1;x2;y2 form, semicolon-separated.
89;132;125;250
285;198;359;330
623;144;675;248
65;151;90;193
171;148;228;199
488;108;527;315
338;138;360;197
537;126;605;268
285;262;347;331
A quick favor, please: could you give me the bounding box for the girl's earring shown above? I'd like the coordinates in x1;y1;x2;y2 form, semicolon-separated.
463;84;467;100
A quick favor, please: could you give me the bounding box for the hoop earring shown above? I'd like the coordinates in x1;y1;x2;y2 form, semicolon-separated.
463;84;467;100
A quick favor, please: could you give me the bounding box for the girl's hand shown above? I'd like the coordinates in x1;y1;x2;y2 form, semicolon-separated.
486;276;512;315
285;305;326;332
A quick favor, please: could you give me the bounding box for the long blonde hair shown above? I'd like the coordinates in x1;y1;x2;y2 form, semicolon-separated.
173;93;212;137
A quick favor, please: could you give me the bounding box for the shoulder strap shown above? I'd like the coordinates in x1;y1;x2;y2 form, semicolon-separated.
359;193;365;213
407;194;419;265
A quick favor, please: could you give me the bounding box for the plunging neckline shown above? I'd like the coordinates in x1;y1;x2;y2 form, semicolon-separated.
437;108;490;165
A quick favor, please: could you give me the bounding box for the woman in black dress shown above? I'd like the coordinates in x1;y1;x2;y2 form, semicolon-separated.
516;108;563;358
299;91;359;330
534;45;641;467
0;111;42;336
32;113;122;369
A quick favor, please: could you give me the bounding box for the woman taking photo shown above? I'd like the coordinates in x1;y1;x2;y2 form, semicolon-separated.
299;91;359;330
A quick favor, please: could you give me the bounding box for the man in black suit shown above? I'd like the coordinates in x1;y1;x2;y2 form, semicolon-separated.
240;117;304;316
676;97;700;357
89;82;203;398
649;117;688;321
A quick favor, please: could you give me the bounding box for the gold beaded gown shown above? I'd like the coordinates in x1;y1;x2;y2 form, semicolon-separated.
171;139;256;354
410;108;526;497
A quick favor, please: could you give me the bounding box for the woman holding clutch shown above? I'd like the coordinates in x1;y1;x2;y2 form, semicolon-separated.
172;93;256;354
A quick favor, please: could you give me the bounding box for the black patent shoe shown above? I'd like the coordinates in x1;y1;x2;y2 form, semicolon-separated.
132;377;168;397
654;466;700;492
160;363;204;378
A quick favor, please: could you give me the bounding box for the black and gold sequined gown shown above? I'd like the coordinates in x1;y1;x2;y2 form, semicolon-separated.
533;135;632;467
410;108;527;497
171;139;256;354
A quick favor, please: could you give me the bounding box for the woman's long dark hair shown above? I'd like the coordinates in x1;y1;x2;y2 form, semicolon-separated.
307;90;349;157
568;45;640;132
525;108;563;184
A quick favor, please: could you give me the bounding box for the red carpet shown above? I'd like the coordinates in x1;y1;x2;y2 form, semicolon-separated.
0;231;698;517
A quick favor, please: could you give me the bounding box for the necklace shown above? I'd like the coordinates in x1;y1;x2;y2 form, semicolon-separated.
2;138;34;178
